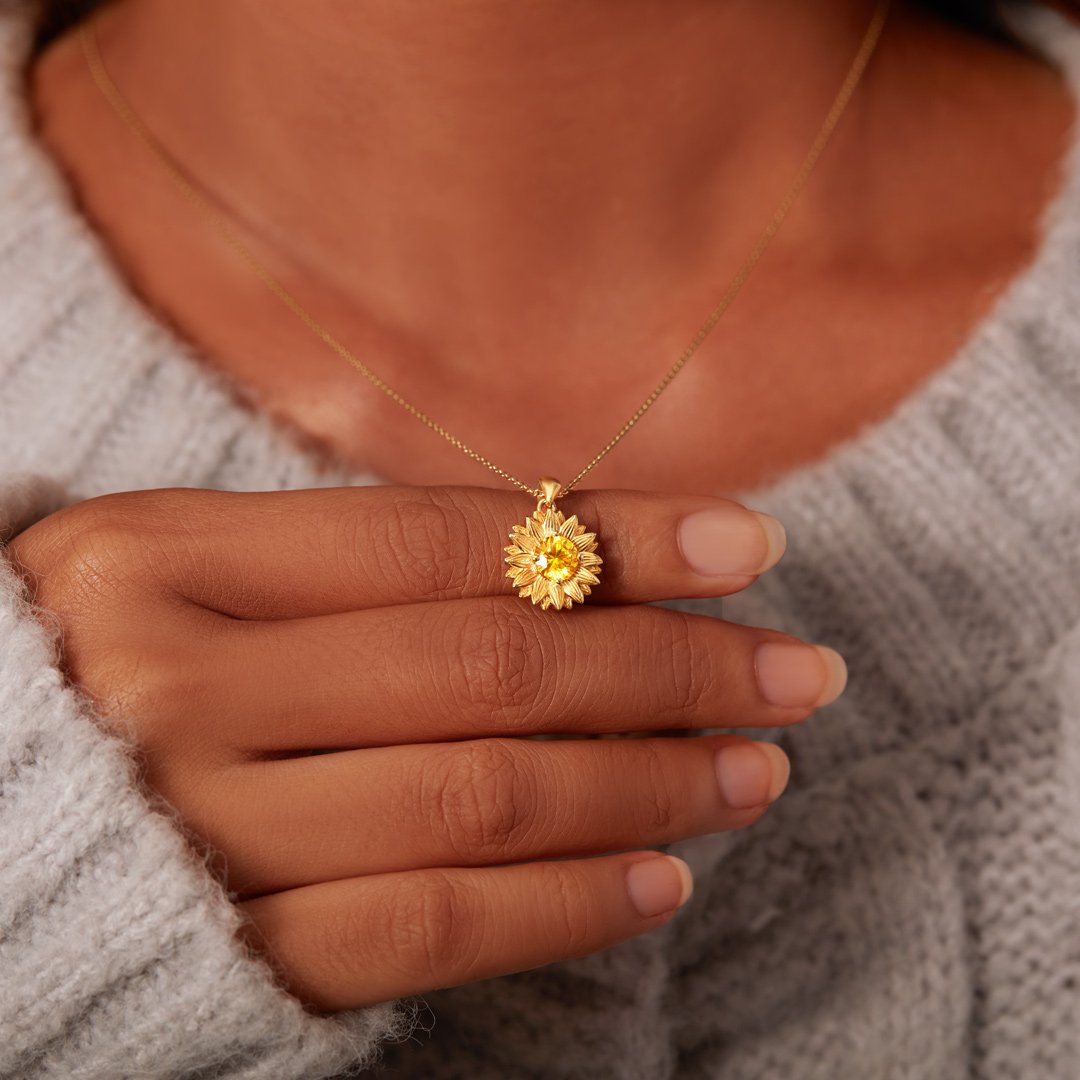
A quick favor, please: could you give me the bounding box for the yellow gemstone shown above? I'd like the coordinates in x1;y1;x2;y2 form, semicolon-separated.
533;534;580;581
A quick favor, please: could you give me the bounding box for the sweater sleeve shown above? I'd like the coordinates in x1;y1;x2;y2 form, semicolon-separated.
0;474;419;1080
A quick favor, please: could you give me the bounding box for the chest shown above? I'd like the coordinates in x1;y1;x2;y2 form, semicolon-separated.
72;241;1017;498
26;24;1073;498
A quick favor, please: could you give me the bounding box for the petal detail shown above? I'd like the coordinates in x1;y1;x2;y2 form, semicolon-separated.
564;579;585;604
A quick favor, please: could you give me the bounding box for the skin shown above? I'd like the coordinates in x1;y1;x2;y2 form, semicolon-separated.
25;0;1075;494
12;0;1075;1010
7;485;828;1009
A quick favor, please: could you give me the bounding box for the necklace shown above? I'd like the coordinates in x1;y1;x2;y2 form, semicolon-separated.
79;2;889;611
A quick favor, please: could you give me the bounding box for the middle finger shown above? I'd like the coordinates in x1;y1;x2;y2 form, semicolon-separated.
207;597;848;752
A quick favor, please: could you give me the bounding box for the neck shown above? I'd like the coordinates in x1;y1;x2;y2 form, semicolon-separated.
91;0;883;370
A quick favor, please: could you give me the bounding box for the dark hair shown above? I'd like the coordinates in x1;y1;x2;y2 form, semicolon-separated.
25;0;1054;57
917;0;1007;28
917;0;1034;45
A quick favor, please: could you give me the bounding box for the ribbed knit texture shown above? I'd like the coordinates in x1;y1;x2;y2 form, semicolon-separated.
1;0;1079;1076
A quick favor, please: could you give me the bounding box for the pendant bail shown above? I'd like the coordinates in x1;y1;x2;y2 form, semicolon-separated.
537;476;562;511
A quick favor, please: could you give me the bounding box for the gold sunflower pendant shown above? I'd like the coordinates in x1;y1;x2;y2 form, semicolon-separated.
504;478;603;611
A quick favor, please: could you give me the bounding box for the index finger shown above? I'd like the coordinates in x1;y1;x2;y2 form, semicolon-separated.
94;484;786;618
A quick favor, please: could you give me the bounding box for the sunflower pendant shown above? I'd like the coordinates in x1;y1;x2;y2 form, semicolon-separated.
504;477;603;611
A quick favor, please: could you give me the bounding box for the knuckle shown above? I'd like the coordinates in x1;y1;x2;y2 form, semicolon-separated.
4;491;216;750
379;870;481;984
76;633;209;750
534;861;594;956
9;499;137;611
6;489;194;618
426;738;539;863
363;489;477;601
633;740;677;833
654;611;709;717
452;600;552;727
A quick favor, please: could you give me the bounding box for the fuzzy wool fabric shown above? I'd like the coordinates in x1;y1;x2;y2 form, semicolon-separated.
2;0;1080;1077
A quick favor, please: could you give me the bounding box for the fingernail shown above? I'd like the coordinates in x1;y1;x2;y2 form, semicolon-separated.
677;506;786;577
714;741;790;808
626;855;694;918
754;642;848;709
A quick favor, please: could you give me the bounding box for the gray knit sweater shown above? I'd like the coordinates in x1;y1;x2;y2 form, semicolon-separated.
2;0;1080;1076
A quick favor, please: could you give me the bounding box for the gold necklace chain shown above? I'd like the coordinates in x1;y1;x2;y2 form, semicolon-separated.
79;3;890;502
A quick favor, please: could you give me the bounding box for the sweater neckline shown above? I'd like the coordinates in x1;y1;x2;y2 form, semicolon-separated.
3;0;1080;514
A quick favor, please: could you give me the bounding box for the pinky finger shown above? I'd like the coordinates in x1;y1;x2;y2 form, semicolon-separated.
237;851;694;1012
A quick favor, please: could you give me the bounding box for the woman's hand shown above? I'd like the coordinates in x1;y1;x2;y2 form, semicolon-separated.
4;485;845;1011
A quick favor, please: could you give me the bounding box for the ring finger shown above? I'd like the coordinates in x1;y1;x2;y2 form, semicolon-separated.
205;731;790;897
